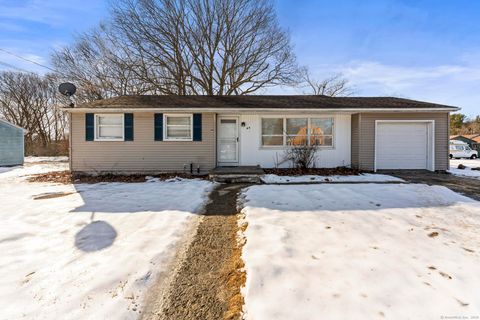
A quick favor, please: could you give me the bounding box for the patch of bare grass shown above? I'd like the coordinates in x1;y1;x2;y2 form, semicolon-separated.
263;166;366;176
27;171;208;184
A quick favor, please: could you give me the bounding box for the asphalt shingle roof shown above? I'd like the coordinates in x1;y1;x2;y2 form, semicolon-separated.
74;95;458;110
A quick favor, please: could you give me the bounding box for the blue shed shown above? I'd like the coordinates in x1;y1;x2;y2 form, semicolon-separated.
0;119;24;166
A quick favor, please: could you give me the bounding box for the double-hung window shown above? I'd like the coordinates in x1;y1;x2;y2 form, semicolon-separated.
95;114;124;141
261;117;334;147
164;114;193;141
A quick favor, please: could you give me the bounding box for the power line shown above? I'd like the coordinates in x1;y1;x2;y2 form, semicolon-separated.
0;60;36;74
0;48;64;75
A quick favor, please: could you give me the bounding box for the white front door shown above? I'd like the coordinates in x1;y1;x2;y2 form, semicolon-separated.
217;117;239;166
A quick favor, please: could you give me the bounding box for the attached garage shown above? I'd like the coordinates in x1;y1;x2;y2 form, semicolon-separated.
375;121;435;171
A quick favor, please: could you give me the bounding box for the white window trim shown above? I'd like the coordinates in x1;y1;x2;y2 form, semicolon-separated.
94;114;124;142
261;117;285;147
163;114;193;141
260;116;335;149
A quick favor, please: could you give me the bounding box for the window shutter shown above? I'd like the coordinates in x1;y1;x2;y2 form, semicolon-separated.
193;113;202;141
85;113;94;141
124;113;134;141
154;113;163;141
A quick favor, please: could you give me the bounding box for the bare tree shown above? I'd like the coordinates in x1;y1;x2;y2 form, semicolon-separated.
283;143;319;169
281;133;320;169
0;71;68;155
52;24;159;102
52;0;300;99
300;68;354;97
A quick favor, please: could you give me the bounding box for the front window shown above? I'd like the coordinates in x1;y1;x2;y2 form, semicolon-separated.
261;117;334;147
310;118;333;146
95;114;124;141
261;118;284;146
164;114;192;140
286;118;308;146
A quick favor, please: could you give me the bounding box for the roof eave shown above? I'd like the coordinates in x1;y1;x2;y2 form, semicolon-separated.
62;107;460;113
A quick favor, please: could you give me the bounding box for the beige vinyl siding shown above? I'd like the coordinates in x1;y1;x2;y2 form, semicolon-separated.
71;112;215;173
350;114;360;168
354;112;449;171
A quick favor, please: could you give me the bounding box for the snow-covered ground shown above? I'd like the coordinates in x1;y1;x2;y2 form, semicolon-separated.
241;183;480;320
0;161;69;178
24;156;69;163
0;159;214;319
449;158;480;179
261;173;404;184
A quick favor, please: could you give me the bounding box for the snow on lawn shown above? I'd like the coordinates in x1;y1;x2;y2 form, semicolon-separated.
0;162;68;179
241;183;480;320
449;158;480;179
0;163;214;319
261;173;404;184
25;156;69;163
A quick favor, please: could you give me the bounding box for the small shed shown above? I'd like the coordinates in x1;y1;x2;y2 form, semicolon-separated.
0;119;24;166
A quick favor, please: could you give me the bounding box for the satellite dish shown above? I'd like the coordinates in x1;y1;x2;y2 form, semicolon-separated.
58;82;77;97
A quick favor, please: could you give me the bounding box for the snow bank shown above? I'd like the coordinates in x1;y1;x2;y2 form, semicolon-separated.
0;163;214;319
241;183;480;319
261;173;404;184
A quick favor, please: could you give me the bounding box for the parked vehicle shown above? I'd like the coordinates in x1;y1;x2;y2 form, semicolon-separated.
450;140;478;159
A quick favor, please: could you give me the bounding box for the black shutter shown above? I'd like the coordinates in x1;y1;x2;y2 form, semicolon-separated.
85;113;94;141
193;113;202;141
124;113;134;141
154;113;163;141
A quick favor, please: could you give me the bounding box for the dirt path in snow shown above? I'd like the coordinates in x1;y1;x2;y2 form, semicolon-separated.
142;183;248;320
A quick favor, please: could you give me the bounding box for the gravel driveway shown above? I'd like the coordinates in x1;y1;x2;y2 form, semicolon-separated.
382;170;480;200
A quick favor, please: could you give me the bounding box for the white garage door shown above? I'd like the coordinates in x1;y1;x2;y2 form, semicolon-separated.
376;122;431;170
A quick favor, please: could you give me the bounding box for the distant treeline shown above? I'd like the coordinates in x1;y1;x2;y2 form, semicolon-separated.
450;114;480;135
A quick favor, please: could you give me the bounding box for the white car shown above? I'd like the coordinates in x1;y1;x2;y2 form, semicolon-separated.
450;140;478;159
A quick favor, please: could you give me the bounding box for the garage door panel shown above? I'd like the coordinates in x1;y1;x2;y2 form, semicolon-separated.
376;122;429;170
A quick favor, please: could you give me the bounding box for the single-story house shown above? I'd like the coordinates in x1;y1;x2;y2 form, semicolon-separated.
450;134;480;152
63;95;458;174
0;118;24;166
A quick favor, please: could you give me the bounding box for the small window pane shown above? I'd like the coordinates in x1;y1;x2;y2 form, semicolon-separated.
310;118;333;135
287;135;308;146
167;116;190;126
311;135;333;146
262;136;283;146
286;118;307;135
98;126;123;139
98;115;122;125
262;118;283;135
167;126;191;138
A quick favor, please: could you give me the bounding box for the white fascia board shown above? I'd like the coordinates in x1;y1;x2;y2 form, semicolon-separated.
63;107;460;113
